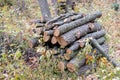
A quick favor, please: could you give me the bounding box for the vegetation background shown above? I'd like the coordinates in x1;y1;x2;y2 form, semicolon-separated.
0;0;120;80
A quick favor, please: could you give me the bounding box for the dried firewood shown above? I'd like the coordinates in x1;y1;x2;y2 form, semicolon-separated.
54;12;102;37
32;27;45;35
57;61;68;72
43;30;54;42
53;13;83;26
57;22;102;47
66;30;106;55
90;39;119;67
46;12;77;29
28;38;39;48
51;36;58;44
36;23;45;28
67;42;110;73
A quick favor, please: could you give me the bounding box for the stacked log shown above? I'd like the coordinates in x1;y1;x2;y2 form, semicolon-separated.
30;11;117;76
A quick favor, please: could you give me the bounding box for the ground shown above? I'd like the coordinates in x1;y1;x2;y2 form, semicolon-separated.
0;0;120;80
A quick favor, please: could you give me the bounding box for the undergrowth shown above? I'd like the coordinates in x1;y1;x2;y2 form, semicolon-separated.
0;0;120;80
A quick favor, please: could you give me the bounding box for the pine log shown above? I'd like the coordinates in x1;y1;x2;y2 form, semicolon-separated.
51;36;58;44
53;13;83;26
28;38;39;48
54;12;102;36
43;30;54;42
66;30;106;55
90;39;119;67
57;22;102;47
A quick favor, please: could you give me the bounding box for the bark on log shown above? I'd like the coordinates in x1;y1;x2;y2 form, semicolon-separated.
43;30;54;42
90;39;119;67
46;12;77;29
49;0;58;16
78;64;94;76
67;44;108;73
38;0;51;22
66;31;106;55
67;58;86;72
57;22;102;47
66;30;105;54
53;13;83;26
28;38;39;48
54;12;102;36
36;23;45;28
64;50;79;60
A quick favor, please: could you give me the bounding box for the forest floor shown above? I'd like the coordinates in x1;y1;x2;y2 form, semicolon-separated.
0;0;120;80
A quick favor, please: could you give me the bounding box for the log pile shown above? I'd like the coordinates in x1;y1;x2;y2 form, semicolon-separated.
30;11;118;76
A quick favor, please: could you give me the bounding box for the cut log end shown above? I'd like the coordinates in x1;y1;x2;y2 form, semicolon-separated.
28;38;38;48
54;29;60;37
43;35;50;42
64;53;70;60
79;42;85;48
57;61;65;72
66;49;72;54
51;36;57;44
57;37;68;47
67;63;76;72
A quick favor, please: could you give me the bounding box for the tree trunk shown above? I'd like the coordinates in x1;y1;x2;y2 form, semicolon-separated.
38;0;51;22
57;22;102;47
54;12;102;36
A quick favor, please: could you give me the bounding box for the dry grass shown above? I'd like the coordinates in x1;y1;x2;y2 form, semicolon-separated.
0;0;120;80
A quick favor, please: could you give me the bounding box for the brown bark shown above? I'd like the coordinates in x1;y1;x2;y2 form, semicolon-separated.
43;30;54;42
66;31;106;54
57;22;102;47
54;12;102;36
38;0;51;22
